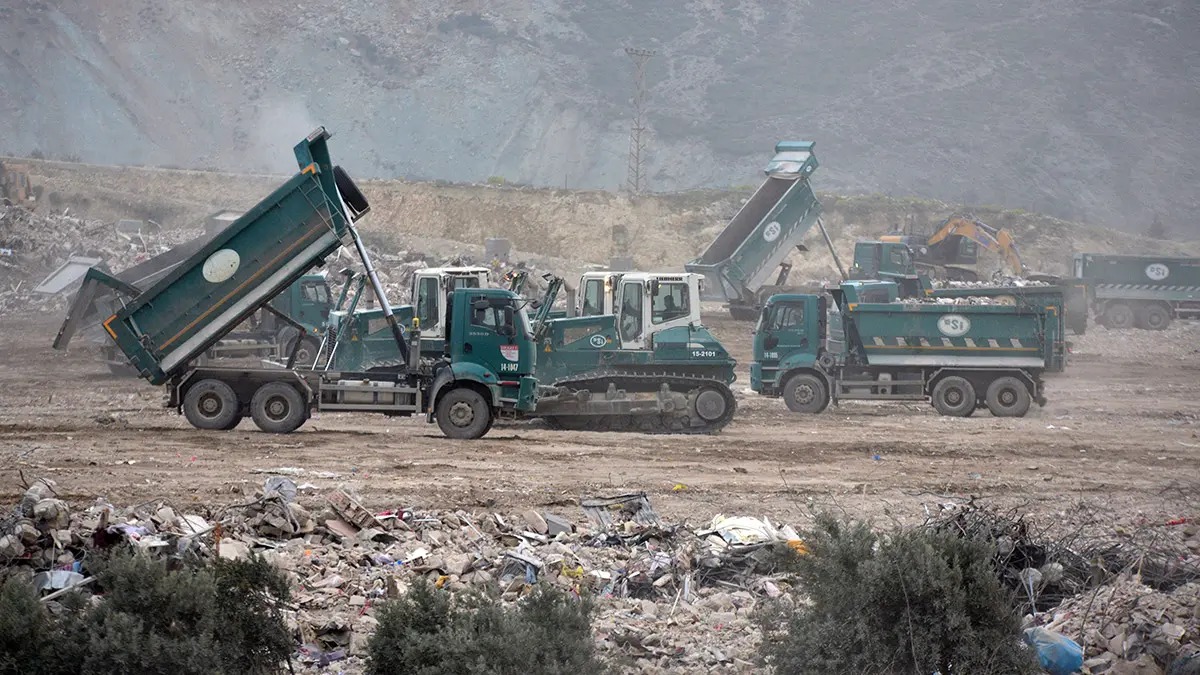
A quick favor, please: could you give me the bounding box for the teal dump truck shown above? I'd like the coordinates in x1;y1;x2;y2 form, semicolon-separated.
686;142;837;320
53;128;541;439
751;280;1066;417
1072;253;1200;330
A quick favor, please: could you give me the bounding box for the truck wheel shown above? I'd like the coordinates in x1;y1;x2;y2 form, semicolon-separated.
436;387;492;439
1137;304;1171;331
1103;303;1134;330
183;379;240;430
287;337;319;366
931;376;976;417
985;377;1031;417
250;382;308;433
783;374;829;414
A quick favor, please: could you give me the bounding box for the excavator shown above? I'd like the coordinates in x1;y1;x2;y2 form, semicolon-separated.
880;214;1024;281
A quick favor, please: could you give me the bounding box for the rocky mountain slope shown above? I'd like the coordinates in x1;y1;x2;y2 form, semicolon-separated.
17;159;1200;282
1;0;1197;235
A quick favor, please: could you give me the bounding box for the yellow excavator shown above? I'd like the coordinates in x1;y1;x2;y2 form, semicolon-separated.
880;214;1024;281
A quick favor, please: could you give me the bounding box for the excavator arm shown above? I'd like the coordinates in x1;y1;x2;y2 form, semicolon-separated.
927;215;1025;276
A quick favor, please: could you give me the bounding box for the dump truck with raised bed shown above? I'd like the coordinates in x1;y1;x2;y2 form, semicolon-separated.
686;141;838;320
1072;253;1200;330
52;127;542;439
750;280;1065;417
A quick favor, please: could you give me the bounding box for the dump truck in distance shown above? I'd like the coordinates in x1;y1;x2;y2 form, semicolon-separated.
1073;253;1200;330
751;280;1066;417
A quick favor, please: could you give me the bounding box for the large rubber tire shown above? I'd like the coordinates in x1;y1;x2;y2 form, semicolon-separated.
287;337;319;366
333;166;370;219
436;387;492;439
694;386;731;423
183;379;241;430
1104;303;1135;330
783;373;830;414
931;376;977;417
1137;304;1171;331
250;382;308;433
985;376;1032;417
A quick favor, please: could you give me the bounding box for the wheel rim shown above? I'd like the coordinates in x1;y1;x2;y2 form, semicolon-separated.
944;387;964;407
448;400;475;427
198;393;224;419
695;389;727;422
1149;311;1166;329
265;396;289;421
792;384;815;406
998;387;1017;407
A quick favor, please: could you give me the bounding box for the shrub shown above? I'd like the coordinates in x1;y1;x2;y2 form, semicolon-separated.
0;552;291;675
486;175;505;185
367;582;605;675
757;515;1039;675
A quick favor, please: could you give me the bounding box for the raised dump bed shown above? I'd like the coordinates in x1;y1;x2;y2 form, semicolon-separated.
84;129;361;385
685;141;823;312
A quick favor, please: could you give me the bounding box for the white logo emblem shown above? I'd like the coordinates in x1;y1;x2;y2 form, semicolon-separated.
588;334;608;348
762;221;782;243
937;314;971;337
500;345;520;361
1145;263;1169;281
201;249;240;283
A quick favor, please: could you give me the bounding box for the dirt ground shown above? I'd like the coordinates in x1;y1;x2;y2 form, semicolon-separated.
2;309;1198;531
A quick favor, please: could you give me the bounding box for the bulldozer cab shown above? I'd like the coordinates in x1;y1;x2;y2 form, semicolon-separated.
578;271;622;317
614;272;701;349
411;267;490;339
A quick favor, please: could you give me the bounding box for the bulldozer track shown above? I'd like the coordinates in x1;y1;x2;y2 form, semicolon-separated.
542;368;738;435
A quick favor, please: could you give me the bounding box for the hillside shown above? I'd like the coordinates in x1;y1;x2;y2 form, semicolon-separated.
0;0;1197;237
14;159;1200;283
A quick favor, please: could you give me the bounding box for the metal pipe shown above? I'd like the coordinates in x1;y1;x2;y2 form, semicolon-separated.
344;219;409;365
817;217;848;280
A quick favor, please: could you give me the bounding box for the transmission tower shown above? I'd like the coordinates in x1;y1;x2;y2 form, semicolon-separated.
625;47;656;193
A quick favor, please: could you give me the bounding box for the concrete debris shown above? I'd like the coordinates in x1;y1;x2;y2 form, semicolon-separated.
0;204;196;313
1038;574;1199;674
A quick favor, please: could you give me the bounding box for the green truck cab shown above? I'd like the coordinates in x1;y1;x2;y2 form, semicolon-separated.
752;280;1064;417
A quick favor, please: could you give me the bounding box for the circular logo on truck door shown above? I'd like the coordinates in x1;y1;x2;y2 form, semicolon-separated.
201;249;241;283
937;314;971;337
1145;263;1169;281
762;221;782;242
589;334;608;348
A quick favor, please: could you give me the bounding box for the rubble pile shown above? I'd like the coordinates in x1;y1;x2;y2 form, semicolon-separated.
930;504;1200;673
2;479;806;673
0;204;197;313
935;277;1054;289
1041;574;1199;675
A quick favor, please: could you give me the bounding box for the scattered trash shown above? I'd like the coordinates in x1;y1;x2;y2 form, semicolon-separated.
1023;627;1083;675
580;492;661;528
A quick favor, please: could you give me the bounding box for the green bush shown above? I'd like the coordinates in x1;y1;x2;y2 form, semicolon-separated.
757;516;1038;675
0;553;291;675
487;175;505;185
367;582;605;675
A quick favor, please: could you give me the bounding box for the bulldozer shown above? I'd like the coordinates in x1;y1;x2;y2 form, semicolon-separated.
880;214;1024;281
0;160;41;209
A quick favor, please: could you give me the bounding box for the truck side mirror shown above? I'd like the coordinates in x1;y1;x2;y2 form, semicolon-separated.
649;280;659;297
764;334;779;349
472;299;489;310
